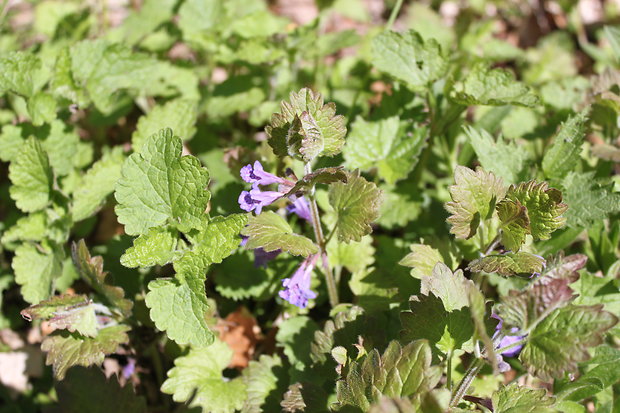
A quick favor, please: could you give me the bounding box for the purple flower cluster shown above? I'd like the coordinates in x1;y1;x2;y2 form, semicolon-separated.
238;161;312;221
492;314;526;372
279;254;319;308
238;161;317;308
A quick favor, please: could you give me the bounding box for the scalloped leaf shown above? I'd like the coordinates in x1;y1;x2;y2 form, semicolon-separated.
114;128;210;236
334;340;441;411
502;181;568;240
562;171;620;228
71;240;132;316
496;276;576;331
190;213;248;263
542;111;588;183
161;340;247;413
492;384;557;413
120;227;179;268
21;294;97;337
343;116;427;185
497;198;530;251
265;88;346;160
450;63;539;107
145;252;214;347
399;244;444;279
132;99;197;152
72;147;125;222
519;305;618;380
241;211;318;257
328;172;382;243
242;354;285;413
9;137;53;213
41;325;130;380
13;243;63;304
468;252;545;276
445;166;506;239
371;30;447;91
421;263;471;312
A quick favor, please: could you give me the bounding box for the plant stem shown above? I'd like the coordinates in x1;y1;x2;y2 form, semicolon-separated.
386;0;404;31
446;349;453;393
305;163;339;307
483;234;501;256
450;358;484;408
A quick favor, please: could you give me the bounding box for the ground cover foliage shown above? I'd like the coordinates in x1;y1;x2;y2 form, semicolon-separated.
0;0;619;412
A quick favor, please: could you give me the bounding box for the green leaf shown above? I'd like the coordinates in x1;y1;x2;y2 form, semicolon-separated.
328;172;382;243
69;40;198;113
0;51;45;97
492;384;557;413
562;172;620;228
190;214;248;263
13;243;62;304
603;26;620;61
496;276;577;331
161;340;247;413
178;0;222;43
0;124;24;162
50;366;147;413
542;111;588;183
132;99;197;152
401;295;473;354
1;211;47;246
519;305;618;380
334;340;440;411
72;147;125;222
450;63;539;107
399;244;444;279
27;92;57;126
468;252;546;276
502;181;568;242
71;240;132;316
463;127;529;184
114;128;210;236
9;137;53;213
41;325;130;380
371;30;447;91
328;235;375;275
283;167;348;197
276;315;319;369
241;211;318;257
242;354;284;413
556;346;620;402
310;305;365;365
120;227;179;268
21;294;98;337
445;165;506;239
497;199;530;251
145;250;213;347
421;263;471;312
265;88;346;159
343;116;427;185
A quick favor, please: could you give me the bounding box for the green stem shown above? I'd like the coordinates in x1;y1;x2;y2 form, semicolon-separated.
386;0;404;31
450;358;484;408
305;163;339;307
446;349;454;393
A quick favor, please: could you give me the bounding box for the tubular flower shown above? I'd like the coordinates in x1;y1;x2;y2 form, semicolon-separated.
491;314;526;362
238;188;285;214
279;254;319;308
241;161;287;186
238;161;294;214
287;195;312;222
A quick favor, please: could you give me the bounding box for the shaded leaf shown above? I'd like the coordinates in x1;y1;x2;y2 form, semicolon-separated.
562;172;620;228
41;325;130;380
9;137;53;213
328;172;382;243
468;252;546;276
132;99;197;152
241;211;318;257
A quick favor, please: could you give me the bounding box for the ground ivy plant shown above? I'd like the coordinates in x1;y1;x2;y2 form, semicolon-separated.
1;1;620;412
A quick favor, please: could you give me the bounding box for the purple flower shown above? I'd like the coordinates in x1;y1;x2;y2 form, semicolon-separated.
492;314;525;358
238;188;285;214
497;327;524;357
241;161;287;186
287;195;312;222
254;248;281;268
279;254;318;308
